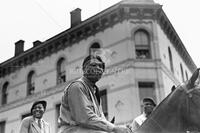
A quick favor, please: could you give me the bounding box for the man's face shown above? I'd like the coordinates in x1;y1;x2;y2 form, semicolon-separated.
143;101;155;115
32;103;45;119
83;59;104;82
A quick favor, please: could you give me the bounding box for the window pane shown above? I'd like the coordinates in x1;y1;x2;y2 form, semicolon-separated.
135;30;149;45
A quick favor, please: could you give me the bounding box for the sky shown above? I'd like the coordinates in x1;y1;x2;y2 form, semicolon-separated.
0;0;199;68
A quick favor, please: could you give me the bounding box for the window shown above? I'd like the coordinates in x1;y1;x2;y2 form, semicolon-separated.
89;42;101;56
100;89;108;119
134;29;151;59
180;63;184;82
138;82;156;112
2;82;9;105
27;71;36;96
56;104;61;130
168;47;174;73
57;58;66;84
21;112;32;120
0;121;5;133
185;71;188;81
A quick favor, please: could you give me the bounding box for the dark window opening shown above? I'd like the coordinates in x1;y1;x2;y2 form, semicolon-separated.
100;89;108;119
2;82;9;105
89;42;101;56
168;47;174;73
57;58;66;84
27;71;35;96
138;82;156;113
0;121;5;133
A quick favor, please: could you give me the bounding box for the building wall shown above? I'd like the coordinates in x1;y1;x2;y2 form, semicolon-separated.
0;14;195;133
157;24;192;79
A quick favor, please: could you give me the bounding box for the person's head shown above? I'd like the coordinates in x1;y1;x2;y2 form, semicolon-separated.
142;97;156;117
82;55;105;83
31;100;47;119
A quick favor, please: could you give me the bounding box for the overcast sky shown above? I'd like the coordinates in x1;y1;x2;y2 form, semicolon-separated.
0;0;199;68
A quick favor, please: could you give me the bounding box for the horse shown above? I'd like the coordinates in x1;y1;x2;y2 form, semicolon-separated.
135;68;200;133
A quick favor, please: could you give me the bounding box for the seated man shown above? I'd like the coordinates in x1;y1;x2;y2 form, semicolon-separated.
130;97;156;132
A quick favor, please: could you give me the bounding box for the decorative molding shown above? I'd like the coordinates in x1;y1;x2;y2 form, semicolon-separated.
0;2;196;78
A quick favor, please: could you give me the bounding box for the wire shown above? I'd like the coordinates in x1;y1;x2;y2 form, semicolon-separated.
32;0;62;28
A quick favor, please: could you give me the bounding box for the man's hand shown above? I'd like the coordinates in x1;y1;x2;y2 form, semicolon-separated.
113;125;132;133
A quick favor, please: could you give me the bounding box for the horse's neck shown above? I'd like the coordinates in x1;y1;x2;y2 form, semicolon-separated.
137;95;185;133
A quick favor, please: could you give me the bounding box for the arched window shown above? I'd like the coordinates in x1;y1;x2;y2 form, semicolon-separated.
89;42;101;56
2;82;9;105
27;71;36;96
134;29;151;59
57;58;66;84
168;47;174;73
180;63;184;82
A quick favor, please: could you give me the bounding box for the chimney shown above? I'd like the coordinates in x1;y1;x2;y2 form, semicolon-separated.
33;40;42;47
70;8;82;27
15;40;24;56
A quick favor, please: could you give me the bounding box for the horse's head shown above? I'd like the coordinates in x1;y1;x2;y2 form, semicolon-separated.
178;68;200;131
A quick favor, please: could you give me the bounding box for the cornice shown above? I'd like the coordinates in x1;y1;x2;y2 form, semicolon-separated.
157;9;197;72
0;2;196;78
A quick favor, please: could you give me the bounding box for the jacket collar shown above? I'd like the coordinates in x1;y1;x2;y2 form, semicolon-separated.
30;116;43;133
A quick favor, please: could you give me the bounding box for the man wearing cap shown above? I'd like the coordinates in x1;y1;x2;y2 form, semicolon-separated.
19;100;50;133
129;97;156;132
58;55;130;133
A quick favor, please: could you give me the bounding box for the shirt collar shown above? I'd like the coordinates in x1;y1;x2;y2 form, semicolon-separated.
34;117;43;123
81;76;96;92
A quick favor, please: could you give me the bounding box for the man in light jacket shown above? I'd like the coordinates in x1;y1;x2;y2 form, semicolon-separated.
19;100;50;133
130;97;156;132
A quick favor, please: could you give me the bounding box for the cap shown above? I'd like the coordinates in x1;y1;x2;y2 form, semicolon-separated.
30;100;47;114
143;97;156;106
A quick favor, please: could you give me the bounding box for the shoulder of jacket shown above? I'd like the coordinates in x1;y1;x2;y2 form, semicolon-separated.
21;116;33;126
22;116;33;121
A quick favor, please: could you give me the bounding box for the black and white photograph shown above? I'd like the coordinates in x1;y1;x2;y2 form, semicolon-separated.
0;0;200;133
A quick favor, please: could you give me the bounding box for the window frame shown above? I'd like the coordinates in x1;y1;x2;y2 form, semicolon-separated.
57;58;66;85
27;71;36;96
134;29;151;59
2;82;9;105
